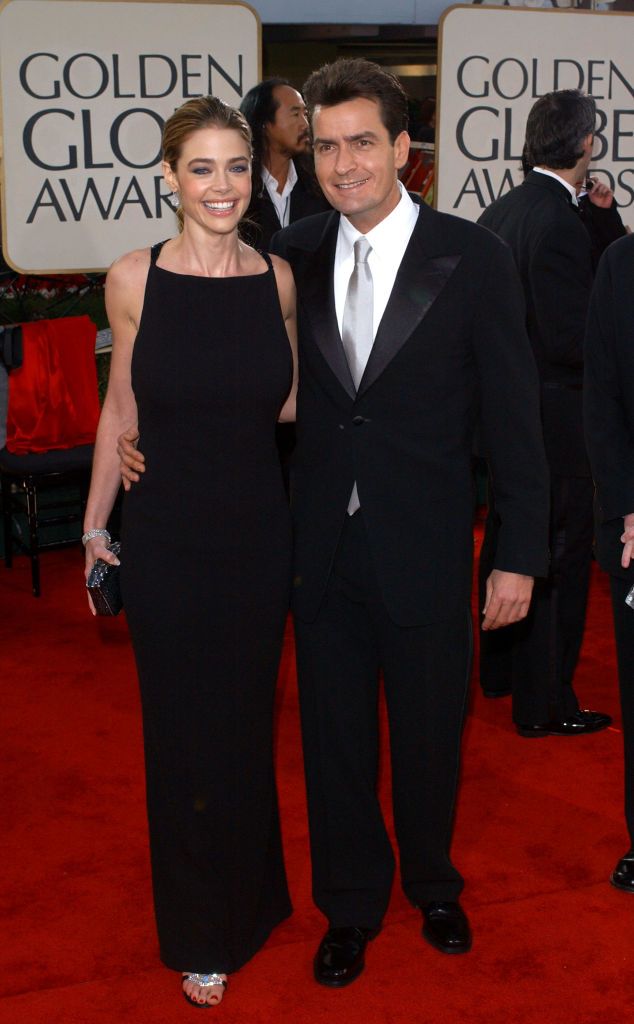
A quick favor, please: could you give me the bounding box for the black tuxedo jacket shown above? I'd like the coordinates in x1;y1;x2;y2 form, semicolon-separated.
270;201;549;627
245;163;330;251
578;196;627;272
479;170;594;477
584;233;634;582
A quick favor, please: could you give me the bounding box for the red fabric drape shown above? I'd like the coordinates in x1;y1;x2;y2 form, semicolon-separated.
6;315;100;454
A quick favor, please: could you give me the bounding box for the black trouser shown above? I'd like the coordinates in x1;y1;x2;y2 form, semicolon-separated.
294;511;472;928
609;576;634;847
479;475;593;724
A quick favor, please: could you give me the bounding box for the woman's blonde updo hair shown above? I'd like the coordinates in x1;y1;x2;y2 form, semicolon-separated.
162;95;253;231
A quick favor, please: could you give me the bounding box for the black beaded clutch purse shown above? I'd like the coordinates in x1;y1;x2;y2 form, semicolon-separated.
86;542;123;616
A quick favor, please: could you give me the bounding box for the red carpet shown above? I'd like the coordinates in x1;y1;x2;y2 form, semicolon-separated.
1;531;632;1024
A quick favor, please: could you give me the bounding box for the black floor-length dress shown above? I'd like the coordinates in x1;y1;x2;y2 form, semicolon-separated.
121;242;293;974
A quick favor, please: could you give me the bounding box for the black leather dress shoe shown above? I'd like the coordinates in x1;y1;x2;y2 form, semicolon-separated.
421;901;472;954
611;849;634;892
314;926;378;987
516;709;612;737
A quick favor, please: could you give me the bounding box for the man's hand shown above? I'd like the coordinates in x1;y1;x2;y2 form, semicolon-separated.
117;426;143;491
620;512;634;569
482;569;534;631
587;178;615;209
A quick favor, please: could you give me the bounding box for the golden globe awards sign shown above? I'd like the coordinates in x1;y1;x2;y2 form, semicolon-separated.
437;5;634;226
0;0;260;272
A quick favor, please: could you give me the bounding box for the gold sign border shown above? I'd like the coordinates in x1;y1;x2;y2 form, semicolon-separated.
435;3;634;213
0;0;262;274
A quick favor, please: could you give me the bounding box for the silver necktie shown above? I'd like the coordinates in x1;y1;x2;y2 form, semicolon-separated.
342;237;374;390
342;237;373;514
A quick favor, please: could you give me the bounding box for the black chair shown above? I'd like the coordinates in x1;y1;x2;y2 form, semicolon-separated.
0;316;99;597
0;444;94;597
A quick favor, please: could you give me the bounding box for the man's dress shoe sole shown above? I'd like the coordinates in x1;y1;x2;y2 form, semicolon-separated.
517;712;612;738
610;873;634;893
422;925;473;955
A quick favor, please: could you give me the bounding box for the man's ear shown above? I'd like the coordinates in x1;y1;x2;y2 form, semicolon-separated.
394;130;412;172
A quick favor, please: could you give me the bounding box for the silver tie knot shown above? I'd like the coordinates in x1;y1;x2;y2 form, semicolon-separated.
354;237;372;264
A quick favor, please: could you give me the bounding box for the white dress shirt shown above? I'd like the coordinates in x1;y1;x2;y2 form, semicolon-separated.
262;160;298;229
334;183;420;379
533;166;578;206
334;183;420;514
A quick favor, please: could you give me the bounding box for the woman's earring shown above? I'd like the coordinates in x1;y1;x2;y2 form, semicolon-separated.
168;191;180;209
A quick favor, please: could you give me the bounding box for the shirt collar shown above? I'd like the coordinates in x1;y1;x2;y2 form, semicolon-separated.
262;159;298;198
338;182;419;256
533;166;579;206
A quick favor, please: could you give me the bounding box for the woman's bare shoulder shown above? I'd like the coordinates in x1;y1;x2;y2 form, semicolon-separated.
268;251;293;278
269;252;296;321
107;247;153;289
105;247;157;328
269;252;295;294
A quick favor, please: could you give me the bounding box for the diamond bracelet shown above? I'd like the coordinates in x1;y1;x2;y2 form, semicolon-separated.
82;528;111;547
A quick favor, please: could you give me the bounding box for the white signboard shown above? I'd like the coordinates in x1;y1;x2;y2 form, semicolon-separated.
437;6;634;225
0;0;260;272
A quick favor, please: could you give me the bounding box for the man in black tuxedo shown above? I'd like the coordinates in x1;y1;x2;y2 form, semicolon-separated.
269;59;548;984
478;90;611;737
118;61;549;984
239;79;330;250
584;233;634;892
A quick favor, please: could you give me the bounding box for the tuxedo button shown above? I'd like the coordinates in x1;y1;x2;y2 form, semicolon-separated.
352;416;365;426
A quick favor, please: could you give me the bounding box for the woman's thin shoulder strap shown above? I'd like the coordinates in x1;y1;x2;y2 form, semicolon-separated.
150;240;167;265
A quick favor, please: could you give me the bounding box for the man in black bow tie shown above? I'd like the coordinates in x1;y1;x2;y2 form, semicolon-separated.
478;89;612;739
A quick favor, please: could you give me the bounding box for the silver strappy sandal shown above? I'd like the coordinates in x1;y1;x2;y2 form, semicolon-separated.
182;972;228;1009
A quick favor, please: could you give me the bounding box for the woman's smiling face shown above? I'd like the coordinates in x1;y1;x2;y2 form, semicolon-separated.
164;126;252;235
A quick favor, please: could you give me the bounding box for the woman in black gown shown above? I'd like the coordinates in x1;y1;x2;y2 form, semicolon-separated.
83;96;297;1009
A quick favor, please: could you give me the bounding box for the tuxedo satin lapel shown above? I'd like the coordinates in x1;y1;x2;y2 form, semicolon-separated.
358;238;461;398
300;223;357;400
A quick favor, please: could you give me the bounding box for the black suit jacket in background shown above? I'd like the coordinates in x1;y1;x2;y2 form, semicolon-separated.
578;195;627;272
271;201;550;627
244;162;331;251
479;170;593;478
584;233;634;583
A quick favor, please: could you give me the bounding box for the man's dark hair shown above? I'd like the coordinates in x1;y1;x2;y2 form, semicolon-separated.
240;78;290;147
239;77;290;198
303;58;409;144
524;90;596;170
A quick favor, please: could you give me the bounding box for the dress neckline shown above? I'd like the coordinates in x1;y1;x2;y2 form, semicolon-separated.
154;262;272;280
151;239;272;280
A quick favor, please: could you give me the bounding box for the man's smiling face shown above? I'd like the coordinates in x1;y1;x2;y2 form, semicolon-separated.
312;96;410;234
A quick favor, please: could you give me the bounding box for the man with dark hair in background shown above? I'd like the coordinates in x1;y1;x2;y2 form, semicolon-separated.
240;80;330;483
478;89;611;737
239;78;330;250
